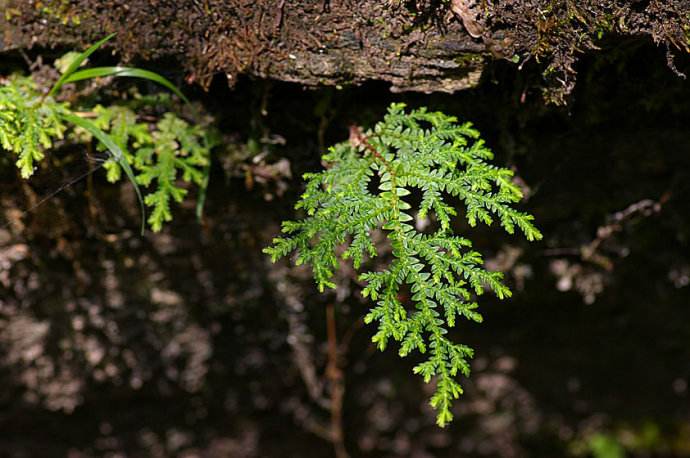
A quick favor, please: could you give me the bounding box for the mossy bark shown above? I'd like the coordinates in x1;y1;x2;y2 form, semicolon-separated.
1;0;688;102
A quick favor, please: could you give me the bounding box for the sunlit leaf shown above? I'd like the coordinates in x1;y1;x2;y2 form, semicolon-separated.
64;66;189;103
49;33;116;97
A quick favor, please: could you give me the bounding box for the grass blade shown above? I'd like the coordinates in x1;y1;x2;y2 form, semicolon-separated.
195;161;211;221
49;33;116;98
195;131;219;222
61;112;146;234
64;67;189;103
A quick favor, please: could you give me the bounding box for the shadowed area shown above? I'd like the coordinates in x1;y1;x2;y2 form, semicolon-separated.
0;39;689;457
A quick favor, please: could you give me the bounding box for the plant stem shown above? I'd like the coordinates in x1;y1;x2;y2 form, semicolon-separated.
326;302;348;458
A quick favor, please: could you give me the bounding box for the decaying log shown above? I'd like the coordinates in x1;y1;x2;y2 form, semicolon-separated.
1;0;688;101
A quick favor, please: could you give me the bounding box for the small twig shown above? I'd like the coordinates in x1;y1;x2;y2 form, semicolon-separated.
72;111;98;118
664;44;687;80
274;0;287;34
543;193;671;270
326;303;348;458
285;299;331;410
339;317;364;355
299;412;335;442
349;125;391;169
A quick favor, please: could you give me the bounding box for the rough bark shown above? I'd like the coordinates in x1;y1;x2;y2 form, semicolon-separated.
0;1;485;93
1;1;688;102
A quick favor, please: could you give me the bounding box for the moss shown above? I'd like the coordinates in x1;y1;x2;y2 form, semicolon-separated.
36;0;81;26
3;7;22;20
454;53;483;66
571;421;690;458
3;0;689;103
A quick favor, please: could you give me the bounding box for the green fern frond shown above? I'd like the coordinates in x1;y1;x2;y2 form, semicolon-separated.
0;76;68;178
2;79;213;233
73;106;214;231
134;114;210;231
86;105;150;182
1;35;208;232
265;103;542;426
70;107;213;231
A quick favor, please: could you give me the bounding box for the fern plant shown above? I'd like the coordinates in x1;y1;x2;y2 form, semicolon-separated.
0;75;69;178
83;105;215;231
0;34;213;232
265;103;542;426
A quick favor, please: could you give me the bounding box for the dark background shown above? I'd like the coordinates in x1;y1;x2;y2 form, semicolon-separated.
1;39;689;457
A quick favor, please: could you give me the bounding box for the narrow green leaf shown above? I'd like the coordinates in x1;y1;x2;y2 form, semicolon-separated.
64;67;189;103
195;161;211;221
62;112;146;234
49;33;116;97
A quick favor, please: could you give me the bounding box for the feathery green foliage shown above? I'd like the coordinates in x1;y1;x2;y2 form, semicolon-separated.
0;35;214;232
0;76;69;178
75;105;213;231
265;103;542;426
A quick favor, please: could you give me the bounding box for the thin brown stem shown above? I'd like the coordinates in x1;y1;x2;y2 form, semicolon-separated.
348;125;392;172
326;302;348;458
